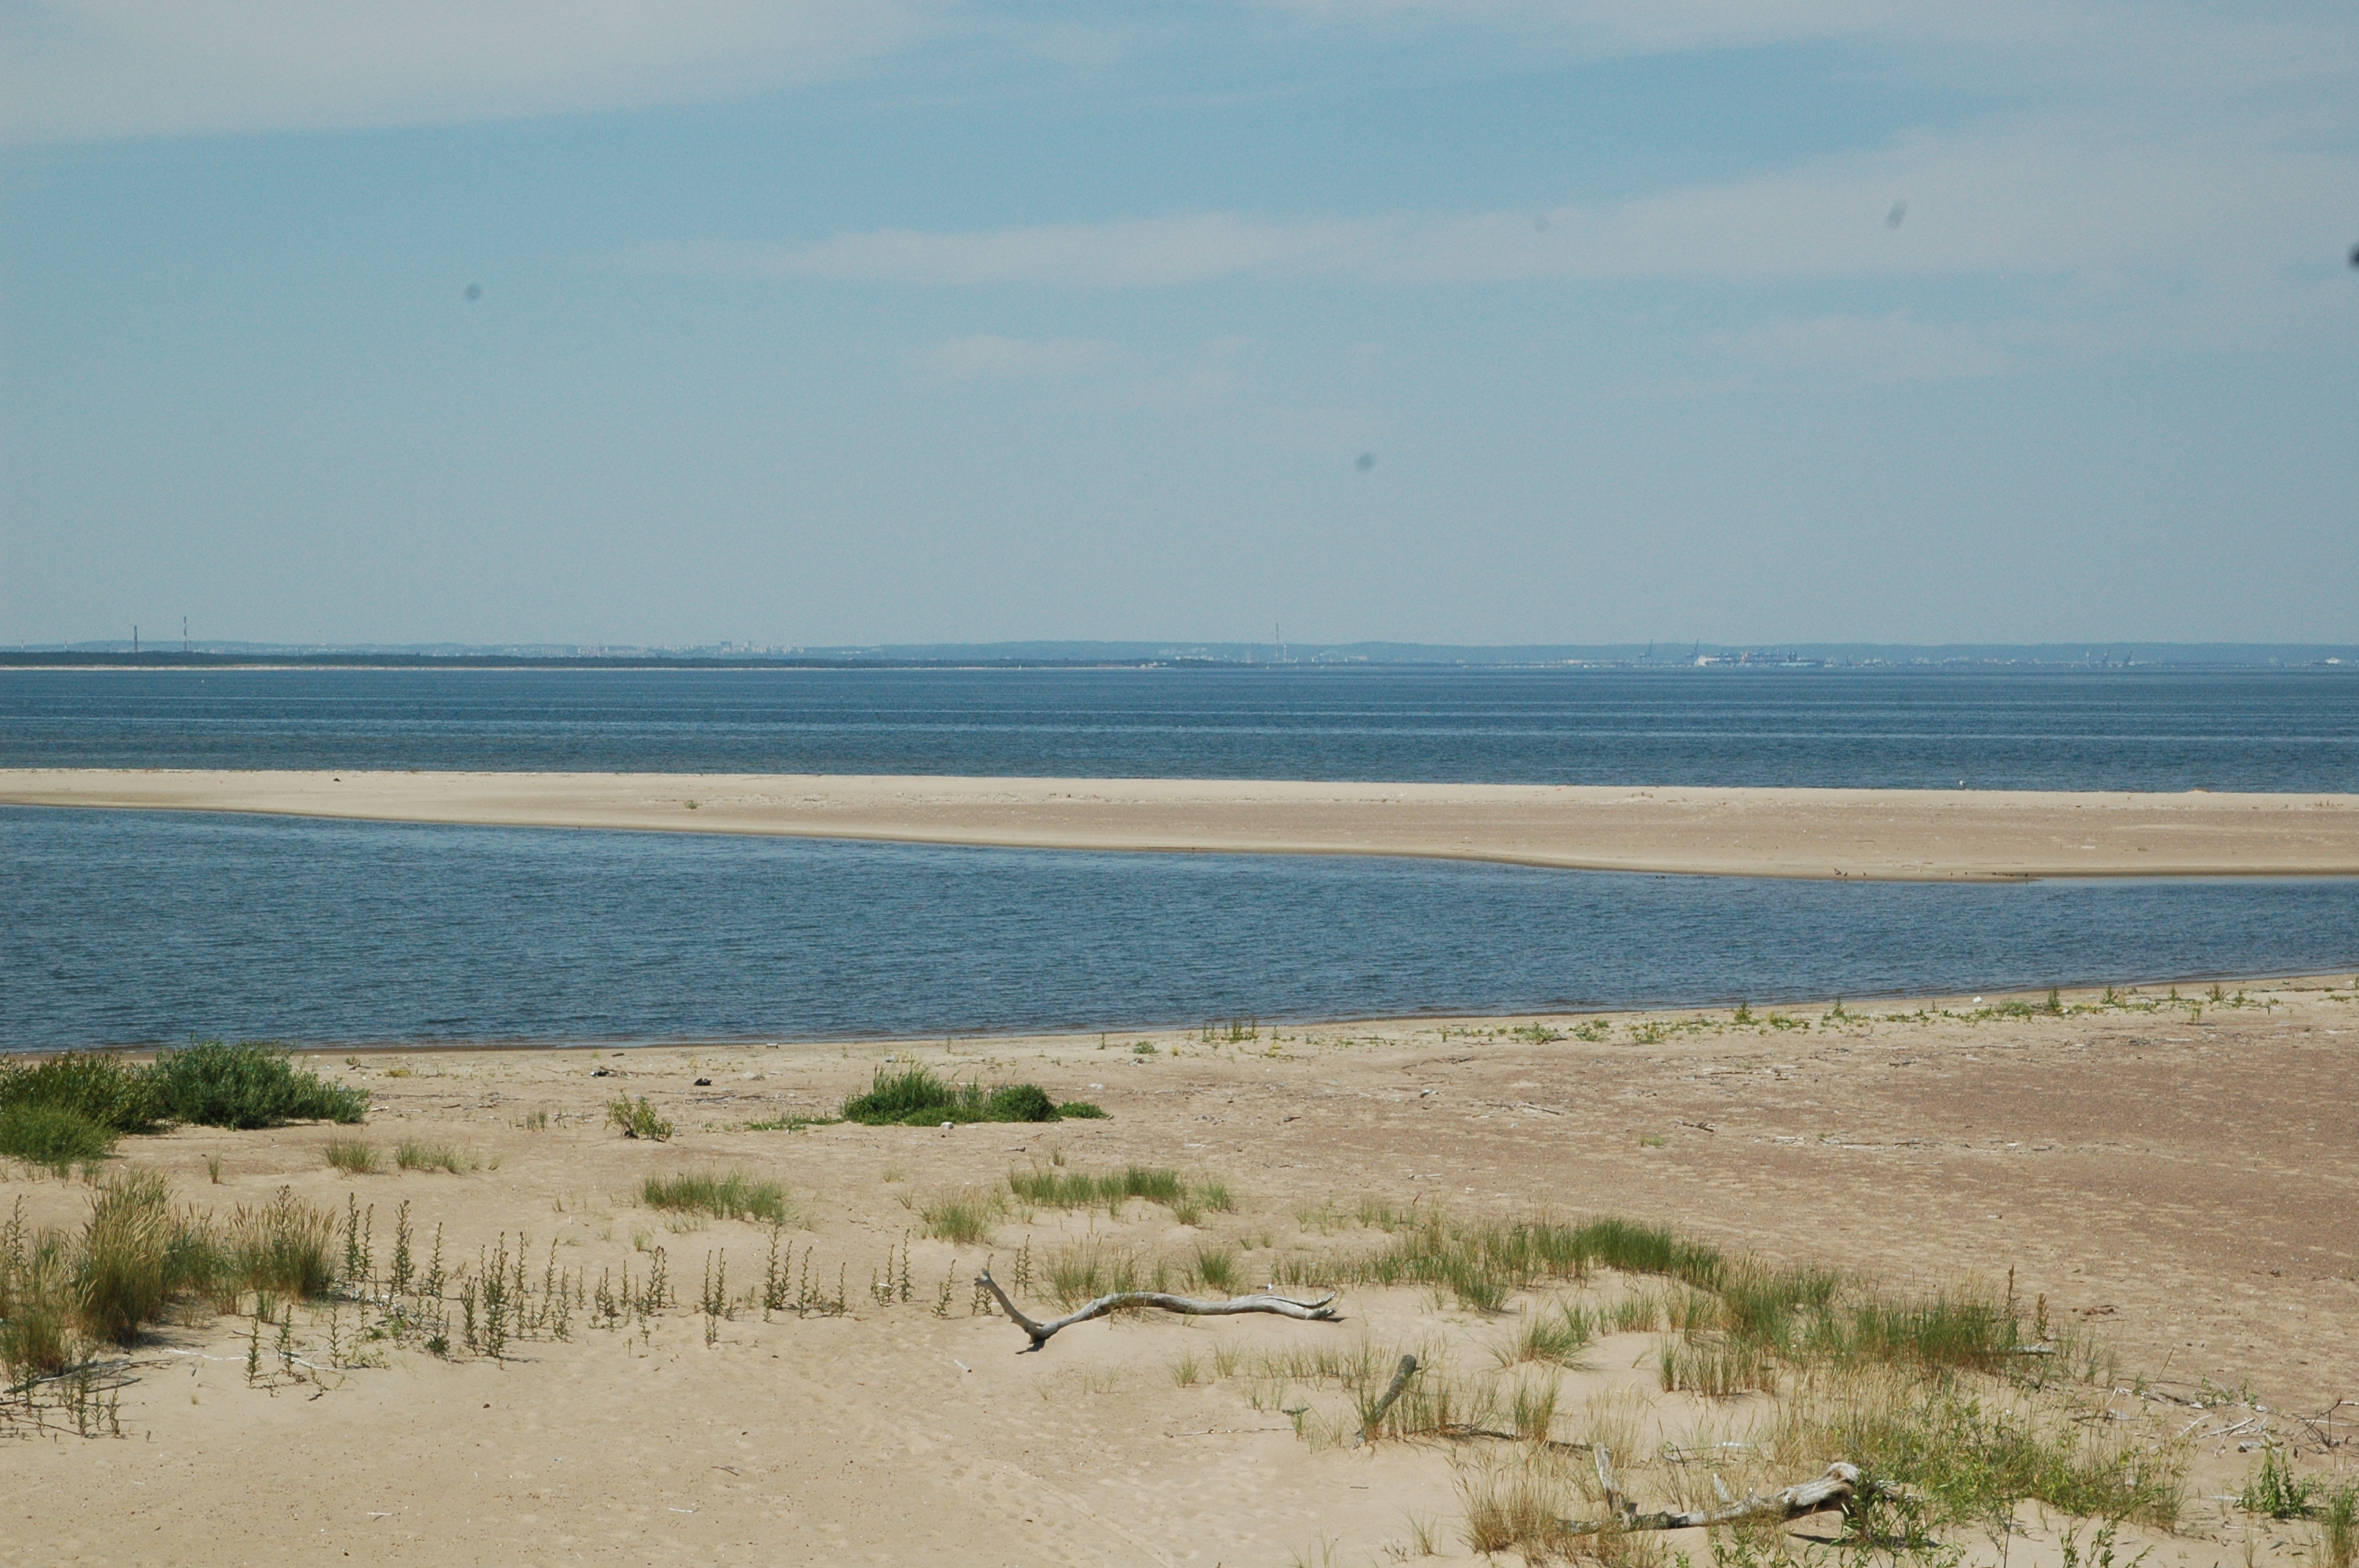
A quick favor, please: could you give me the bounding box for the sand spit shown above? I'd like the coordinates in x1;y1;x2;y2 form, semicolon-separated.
6;769;2359;879
10;980;2357;1565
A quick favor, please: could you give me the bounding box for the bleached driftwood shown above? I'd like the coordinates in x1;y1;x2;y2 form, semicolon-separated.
974;1269;1339;1352
1565;1450;1874;1536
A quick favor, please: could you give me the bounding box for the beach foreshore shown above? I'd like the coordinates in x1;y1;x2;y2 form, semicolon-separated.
7;980;2354;1566
6;768;2357;880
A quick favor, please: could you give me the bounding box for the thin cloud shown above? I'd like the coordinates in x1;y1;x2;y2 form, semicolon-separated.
1716;310;2014;383
924;335;1118;379
647;124;2354;289
656;213;1379;288
0;0;931;143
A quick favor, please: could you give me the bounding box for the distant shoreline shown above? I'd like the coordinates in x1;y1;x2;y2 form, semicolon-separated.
5;644;2354;672
7;769;2356;881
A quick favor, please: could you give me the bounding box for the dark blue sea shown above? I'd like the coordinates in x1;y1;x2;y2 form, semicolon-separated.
5;666;2355;789
3;668;2354;1048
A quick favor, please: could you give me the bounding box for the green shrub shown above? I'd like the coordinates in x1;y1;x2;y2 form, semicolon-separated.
0;1103;117;1171
983;1083;1056;1122
606;1096;674;1141
151;1042;367;1129
840;1065;1095;1126
0;1051;167;1134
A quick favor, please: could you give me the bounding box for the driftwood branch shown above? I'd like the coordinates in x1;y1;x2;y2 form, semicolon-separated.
974;1269;1339;1352
1557;1458;1872;1536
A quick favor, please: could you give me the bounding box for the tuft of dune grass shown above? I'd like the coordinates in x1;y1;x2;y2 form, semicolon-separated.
642;1170;792;1225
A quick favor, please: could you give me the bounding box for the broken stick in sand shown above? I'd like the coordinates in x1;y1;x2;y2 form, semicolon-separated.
973;1269;1339;1352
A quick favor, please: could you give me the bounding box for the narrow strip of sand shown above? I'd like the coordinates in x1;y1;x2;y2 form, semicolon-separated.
6;768;2357;879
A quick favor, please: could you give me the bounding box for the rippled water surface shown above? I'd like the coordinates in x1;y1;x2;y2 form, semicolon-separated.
5;666;2355;789
8;807;2354;1049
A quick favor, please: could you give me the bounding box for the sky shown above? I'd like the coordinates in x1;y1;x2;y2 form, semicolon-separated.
2;2;2355;648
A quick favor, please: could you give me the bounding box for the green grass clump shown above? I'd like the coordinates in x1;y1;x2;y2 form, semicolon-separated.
76;1170;198;1345
1497;1301;1595;1367
917;1186;1006;1245
606;1096;674;1141
642;1170;791;1225
394;1142;475;1174
840;1065;1101;1127
1;1177;341;1385
0;1103;118;1171
151;1042;367;1129
2321;1481;2357;1568
1807;1380;2183;1528
223;1185;337;1299
323;1138;380;1175
0;1051;167;1134
1007;1164;1234;1222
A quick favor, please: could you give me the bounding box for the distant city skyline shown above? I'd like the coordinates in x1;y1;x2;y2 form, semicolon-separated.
5;2;2355;648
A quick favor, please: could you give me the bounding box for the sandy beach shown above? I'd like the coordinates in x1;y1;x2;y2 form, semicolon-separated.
9;979;2356;1565
5;769;2358;880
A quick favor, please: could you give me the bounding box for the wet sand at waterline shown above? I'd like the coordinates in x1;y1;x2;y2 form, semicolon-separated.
5;769;2359;879
10;980;2355;1566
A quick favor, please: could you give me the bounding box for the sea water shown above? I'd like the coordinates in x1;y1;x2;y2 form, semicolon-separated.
6;806;2355;1049
5;665;2354;789
5;667;2353;1048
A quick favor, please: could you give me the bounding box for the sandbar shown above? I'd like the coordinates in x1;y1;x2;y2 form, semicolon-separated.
4;768;2357;878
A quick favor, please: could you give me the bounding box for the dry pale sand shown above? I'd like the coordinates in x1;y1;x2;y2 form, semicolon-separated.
5;769;2359;879
11;980;2357;1566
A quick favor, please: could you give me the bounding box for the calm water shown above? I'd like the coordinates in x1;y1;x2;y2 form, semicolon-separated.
7;807;2355;1050
5;666;2356;790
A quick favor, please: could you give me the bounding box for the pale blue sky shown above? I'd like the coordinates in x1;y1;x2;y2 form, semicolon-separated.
4;2;2355;648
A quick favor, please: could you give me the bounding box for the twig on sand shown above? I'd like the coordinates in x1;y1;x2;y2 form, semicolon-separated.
973;1269;1338;1352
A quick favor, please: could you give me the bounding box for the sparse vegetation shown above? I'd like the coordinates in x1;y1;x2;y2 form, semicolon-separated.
642;1170;793;1225
1007;1164;1235;1222
915;1186;1006;1245
1;1177;340;1390
395;1142;477;1174
323;1138;380;1174
839;1065;1103;1126
2240;1445;2317;1519
606;1095;674;1141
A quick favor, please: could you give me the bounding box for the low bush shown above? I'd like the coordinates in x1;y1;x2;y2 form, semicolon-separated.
151;1042;367;1129
607;1096;674;1141
0;1103;117;1171
840;1065;1102;1126
0;1051;166;1134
